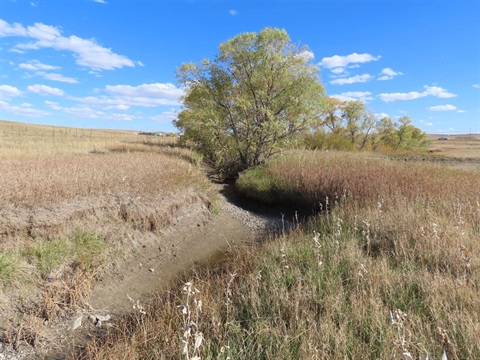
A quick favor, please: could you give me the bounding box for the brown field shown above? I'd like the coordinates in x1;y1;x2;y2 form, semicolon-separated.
427;133;480;159
0;119;176;158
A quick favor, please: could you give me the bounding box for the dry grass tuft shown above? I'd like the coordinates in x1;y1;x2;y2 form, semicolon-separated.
1;313;51;351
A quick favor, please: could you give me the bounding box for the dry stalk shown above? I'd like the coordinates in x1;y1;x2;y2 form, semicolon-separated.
178;280;203;360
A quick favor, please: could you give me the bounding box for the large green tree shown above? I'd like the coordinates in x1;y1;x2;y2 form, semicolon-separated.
175;28;325;175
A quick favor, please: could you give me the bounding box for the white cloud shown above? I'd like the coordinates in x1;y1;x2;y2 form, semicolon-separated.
68;83;182;117
473;84;480;89
94;0;107;3
318;53;381;69
330;74;373;85
0;100;49;117
331;91;373;102
45;102;104;118
381;68;400;77
229;9;239;16
151;109;178;122
1;20;135;71
423;86;457;98
36;71;79;83
379;91;423;102
65;106;104;119
107;104;131;111
19;59;59;71
108;113;135;121
44;101;134;121
377;67;403;81
0;84;23;100
104;83;183;106
18;60;77;84
331;67;345;74
45;100;62;110
375;112;389;119
379;85;457;102
428;104;457;111
456;110;467;113
25;23;61;41
0;20;27;37
27;84;64;96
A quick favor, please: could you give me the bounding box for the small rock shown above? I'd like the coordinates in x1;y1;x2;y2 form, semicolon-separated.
95;314;111;322
148;268;154;272
72;315;83;330
90;314;111;328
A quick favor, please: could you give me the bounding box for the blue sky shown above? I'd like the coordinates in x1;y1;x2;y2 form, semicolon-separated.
1;0;479;134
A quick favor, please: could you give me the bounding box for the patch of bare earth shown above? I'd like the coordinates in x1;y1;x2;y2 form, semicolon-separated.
0;181;283;359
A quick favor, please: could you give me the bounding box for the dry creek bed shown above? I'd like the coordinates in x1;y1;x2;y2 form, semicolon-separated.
1;180;295;359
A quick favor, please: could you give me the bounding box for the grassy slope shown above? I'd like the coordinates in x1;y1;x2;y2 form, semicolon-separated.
80;150;479;360
0;121;213;333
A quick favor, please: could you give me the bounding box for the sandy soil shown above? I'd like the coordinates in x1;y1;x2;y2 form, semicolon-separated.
89;204;254;314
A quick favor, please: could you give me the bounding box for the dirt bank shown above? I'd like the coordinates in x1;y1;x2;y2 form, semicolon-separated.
1;179;288;359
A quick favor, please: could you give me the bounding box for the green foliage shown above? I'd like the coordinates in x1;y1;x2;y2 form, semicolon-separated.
342;100;366;145
305;98;430;153
395;116;430;151
175;27;325;176
32;238;71;275
303;130;356;151
235;166;279;204
25;231;107;277
0;252;19;285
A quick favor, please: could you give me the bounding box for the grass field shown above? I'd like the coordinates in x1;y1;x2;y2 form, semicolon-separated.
1;120;479;359
78;150;480;360
427;133;480;159
0;119;177;158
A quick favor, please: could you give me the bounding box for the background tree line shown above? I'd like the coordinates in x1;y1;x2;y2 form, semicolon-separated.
303;97;429;152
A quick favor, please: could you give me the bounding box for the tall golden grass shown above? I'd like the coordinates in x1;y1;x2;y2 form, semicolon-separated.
0;152;209;209
78;150;480;359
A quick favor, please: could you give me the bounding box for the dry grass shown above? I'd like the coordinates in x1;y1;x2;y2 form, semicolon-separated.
77;150;480;359
0;149;213;284
428;134;480;159
0;119;176;159
0;152;208;209
0;121;216;348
